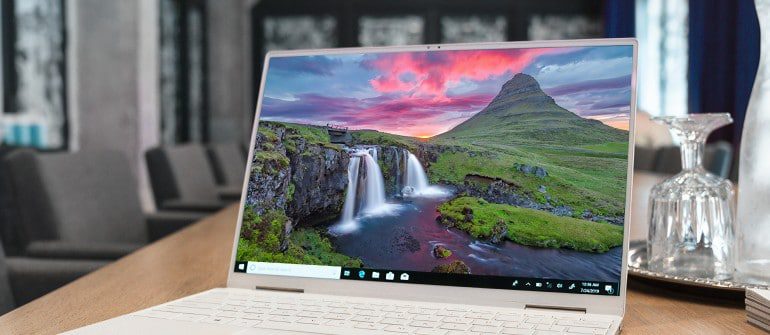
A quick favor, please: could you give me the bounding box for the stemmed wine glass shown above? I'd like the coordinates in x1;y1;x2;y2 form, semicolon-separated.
647;113;735;280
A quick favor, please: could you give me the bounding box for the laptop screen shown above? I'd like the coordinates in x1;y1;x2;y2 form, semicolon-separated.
235;43;633;296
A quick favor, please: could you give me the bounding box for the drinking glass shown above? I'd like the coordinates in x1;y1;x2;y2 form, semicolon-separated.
647;113;735;280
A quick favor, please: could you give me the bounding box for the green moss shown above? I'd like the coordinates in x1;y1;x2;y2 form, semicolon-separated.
236;228;363;267
252;151;290;175
437;197;623;253
351;130;418;152
240;207;288;252
286;183;296;202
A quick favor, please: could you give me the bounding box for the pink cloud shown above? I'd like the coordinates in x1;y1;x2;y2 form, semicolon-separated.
364;48;567;98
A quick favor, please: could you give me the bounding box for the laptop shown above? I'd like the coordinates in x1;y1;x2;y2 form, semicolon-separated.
68;38;637;335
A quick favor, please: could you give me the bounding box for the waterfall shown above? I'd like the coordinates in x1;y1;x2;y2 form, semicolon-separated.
403;151;449;197
331;149;397;235
339;156;361;224
406;153;430;191
361;152;387;213
368;147;379;162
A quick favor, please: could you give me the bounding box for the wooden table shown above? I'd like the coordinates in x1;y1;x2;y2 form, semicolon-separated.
0;202;761;334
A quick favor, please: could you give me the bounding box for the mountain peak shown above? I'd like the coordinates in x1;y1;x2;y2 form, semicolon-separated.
499;73;547;98
438;73;628;144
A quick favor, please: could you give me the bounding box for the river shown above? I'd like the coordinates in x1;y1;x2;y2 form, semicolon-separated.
329;193;622;282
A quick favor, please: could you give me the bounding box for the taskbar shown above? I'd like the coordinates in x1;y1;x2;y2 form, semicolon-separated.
339;267;620;296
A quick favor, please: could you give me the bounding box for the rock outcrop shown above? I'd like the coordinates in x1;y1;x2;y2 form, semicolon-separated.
432;245;452;258
247;123;349;228
432;260;471;274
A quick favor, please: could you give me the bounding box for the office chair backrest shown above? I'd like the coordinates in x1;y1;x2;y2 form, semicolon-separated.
0;147;25;255
5;150;147;244
0;239;14;315
146;144;220;208
207;143;246;187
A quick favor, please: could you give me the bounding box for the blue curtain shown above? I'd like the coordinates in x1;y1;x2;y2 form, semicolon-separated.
604;0;635;38
688;0;760;145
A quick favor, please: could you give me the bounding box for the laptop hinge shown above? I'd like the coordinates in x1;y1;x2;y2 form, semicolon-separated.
254;285;304;293
525;304;587;314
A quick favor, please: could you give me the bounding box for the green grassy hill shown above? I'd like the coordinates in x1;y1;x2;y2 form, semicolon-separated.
429;73;630;218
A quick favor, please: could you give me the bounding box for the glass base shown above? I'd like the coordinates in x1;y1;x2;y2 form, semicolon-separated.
736;260;770;285
649;246;733;281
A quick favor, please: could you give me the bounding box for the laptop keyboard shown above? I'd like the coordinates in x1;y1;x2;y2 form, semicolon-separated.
133;289;617;335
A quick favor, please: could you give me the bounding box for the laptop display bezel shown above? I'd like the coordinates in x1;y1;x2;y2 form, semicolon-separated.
227;38;637;316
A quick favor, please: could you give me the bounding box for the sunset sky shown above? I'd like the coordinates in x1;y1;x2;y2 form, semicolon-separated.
260;46;633;138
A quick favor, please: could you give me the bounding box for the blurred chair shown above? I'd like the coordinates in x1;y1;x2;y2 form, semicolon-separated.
633;147;658;171
4;150;204;260
649;140;734;178
206;143;246;189
0;147;25;256
146;144;238;212
0;237;106;315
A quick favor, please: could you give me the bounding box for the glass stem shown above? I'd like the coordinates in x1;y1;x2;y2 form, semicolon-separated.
680;139;705;171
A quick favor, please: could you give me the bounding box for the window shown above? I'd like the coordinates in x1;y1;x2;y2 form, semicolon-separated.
250;0;603;105
635;0;689;116
1;0;67;149
159;0;208;144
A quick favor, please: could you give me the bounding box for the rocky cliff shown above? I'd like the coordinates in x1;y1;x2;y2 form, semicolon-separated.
247;123;349;227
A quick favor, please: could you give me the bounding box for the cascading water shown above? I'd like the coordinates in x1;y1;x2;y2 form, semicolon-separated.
361;152;387;213
403;151;449;197
340;156;361;224
368;147;379;162
406;153;430;191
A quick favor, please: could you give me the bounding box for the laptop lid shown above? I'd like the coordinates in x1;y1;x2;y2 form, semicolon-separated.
228;39;637;316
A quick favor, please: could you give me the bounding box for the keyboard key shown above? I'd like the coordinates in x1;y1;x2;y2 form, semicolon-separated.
384;312;410;319
350;315;380;323
442;316;472;324
325;319;354;328
323;312;351;320
415;329;448;335
356;309;380;317
473;319;503;327
296;311;324;318
381;318;409;325
409;307;437;315
354;322;384;330
440;323;472;331
228;319;260;327
436;310;465;317
502;329;535;335
268;309;295;316
414;314;443;322
465;311;495;320
525;317;553;325
471;325;501;333
200;316;234;324
267;315;297;323
534;331;563;335
215;311;240;318
384;325;417;333
410;320;440;328
296;317;323;325
496;314;525;322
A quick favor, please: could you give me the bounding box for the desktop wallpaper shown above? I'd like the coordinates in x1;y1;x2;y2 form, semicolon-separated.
237;46;632;283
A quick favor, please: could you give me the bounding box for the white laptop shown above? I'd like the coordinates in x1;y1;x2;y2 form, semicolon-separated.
69;38;637;335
